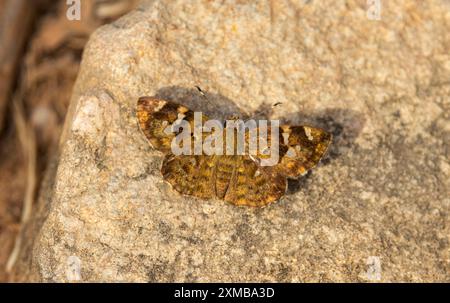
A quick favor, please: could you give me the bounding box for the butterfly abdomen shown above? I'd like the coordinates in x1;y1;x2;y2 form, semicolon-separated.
214;156;237;199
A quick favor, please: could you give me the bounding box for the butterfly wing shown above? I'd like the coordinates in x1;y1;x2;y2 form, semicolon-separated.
138;96;217;199
161;154;217;199
223;156;286;207
137;96;209;153
276;125;332;178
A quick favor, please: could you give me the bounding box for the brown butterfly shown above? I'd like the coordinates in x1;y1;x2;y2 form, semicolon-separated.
137;95;331;207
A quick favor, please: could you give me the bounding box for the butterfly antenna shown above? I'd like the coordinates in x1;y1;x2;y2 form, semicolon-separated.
252;102;283;118
196;86;217;114
195;86;210;102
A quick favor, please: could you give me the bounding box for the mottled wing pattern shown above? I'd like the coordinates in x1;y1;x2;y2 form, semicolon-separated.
224;156;287;207
137;96;209;153
161;154;216;199
276;125;332;178
138;96;216;200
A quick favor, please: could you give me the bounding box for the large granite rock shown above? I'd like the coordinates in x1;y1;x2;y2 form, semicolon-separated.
13;0;449;281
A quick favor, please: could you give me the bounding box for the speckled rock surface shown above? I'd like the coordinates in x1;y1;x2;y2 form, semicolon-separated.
14;0;449;282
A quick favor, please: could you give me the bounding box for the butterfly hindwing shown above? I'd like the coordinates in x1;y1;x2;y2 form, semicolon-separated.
224;156;286;207
161;154;216;199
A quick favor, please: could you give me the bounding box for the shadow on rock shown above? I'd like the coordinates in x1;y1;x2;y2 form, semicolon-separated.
154;86;243;121
283;108;366;194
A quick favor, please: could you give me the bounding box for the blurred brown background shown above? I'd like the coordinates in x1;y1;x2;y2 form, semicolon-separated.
0;0;139;282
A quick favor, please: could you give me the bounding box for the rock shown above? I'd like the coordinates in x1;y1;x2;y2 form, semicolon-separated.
13;0;449;282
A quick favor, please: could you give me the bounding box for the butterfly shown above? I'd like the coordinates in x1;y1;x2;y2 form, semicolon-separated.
137;95;331;207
